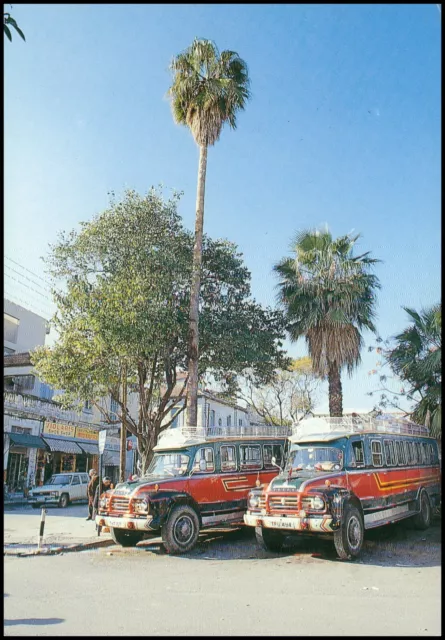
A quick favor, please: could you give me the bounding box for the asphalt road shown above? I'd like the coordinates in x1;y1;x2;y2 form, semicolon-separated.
4;521;441;636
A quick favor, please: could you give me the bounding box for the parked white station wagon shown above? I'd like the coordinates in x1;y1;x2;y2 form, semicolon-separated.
28;472;90;508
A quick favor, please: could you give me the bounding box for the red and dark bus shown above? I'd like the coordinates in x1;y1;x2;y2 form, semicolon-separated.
244;416;441;559
96;425;289;553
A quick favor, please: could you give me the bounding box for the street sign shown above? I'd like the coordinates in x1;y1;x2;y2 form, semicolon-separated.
98;430;107;454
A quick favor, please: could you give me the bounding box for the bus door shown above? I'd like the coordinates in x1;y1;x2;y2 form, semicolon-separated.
346;437;373;512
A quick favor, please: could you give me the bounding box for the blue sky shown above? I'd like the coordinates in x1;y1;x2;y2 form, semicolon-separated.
4;4;441;412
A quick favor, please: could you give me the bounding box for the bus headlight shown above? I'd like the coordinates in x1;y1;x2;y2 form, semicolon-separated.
248;494;259;509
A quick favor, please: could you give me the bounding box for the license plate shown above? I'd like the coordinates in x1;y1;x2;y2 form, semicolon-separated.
107;518;124;528
266;518;299;530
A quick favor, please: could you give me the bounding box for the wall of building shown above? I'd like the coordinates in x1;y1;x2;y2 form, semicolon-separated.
161;395;250;429
4;299;48;354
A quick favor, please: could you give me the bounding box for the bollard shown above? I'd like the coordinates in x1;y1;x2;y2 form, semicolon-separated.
38;508;47;549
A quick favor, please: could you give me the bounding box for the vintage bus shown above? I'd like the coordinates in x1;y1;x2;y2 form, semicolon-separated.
96;425;289;553
244;416;441;559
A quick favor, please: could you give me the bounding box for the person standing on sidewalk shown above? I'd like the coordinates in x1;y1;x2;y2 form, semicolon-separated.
86;469;99;521
93;476;113;519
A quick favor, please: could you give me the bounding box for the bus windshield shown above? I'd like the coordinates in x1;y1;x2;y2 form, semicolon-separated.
286;445;343;472
144;452;190;478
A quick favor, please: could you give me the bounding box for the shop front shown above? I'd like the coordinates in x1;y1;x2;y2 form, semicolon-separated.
40;422;101;480
5;432;47;494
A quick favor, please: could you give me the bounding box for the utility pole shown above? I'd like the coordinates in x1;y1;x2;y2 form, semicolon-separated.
119;362;127;483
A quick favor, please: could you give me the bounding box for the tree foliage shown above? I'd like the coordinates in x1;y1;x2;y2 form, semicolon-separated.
169;37;251;147
369;304;441;439
236;357;320;426
31;189;288;469
4;7;25;42
274;228;380;416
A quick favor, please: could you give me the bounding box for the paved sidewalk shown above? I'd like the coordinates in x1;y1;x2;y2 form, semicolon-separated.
4;505;112;555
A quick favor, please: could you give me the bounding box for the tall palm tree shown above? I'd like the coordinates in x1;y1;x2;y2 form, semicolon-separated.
169;38;251;426
388;304;441;438
274;229;381;416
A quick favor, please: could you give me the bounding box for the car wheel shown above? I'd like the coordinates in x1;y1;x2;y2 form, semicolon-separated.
110;527;144;547
59;494;69;509
255;526;285;552
334;504;364;560
161;505;200;554
413;491;431;530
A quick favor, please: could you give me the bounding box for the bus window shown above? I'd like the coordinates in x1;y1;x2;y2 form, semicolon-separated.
371;440;383;467
351;440;365;467
395;440;406;466
384;440;397;466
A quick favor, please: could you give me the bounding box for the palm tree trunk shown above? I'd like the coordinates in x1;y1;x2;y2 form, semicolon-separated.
328;362;343;417
186;144;208;427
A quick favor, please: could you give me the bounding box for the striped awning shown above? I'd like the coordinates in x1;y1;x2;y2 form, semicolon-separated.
42;437;83;455
77;442;99;456
103;450;120;466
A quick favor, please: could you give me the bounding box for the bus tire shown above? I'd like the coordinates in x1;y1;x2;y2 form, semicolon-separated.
161;505;200;555
255;526;285;552
110;527;144;547
334;504;364;560
413;490;431;530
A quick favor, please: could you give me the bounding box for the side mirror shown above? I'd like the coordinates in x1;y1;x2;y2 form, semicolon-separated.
199;459;207;472
271;456;283;471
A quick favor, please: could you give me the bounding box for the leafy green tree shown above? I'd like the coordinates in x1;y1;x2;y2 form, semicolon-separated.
32;189;288;470
386;304;441;438
274;228;380;417
4;7;25;42
168;38;251;427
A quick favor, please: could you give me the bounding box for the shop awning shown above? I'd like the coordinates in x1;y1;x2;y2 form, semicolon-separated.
8;433;47;449
77;442;99;456
103;450;120;466
42;437;83;454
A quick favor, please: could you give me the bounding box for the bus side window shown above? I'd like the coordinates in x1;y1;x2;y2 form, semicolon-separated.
351;440;365;467
371;440;383;467
395;440;406;466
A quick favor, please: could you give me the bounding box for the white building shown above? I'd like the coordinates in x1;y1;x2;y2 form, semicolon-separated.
3;300;127;492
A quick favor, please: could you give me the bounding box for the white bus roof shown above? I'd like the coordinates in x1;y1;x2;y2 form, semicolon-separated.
289;415;430;443
155;425;291;450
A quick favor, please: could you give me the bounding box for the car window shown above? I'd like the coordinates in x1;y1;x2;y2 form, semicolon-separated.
81;474;89;483
71;475;80;485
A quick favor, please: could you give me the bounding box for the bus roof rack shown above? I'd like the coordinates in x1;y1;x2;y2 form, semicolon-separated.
291;415;430;438
156;424;291;447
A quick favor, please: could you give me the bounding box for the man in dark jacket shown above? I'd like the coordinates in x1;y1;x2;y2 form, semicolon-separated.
86;469;99;520
93;476;113;518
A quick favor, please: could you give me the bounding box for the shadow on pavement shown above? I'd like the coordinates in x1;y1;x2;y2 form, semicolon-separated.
4;618;64;626
127;520;441;568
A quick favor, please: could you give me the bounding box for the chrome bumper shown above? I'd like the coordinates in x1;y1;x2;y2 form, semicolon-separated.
96;514;154;532
244;512;334;533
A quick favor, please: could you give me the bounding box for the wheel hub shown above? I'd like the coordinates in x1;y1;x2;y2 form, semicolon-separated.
347;515;361;550
174;515;194;544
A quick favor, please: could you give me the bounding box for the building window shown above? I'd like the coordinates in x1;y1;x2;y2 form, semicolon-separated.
263;444;283;468
209;410;215;427
218;418;222;426
40;383;54;401
4;347;15;355
240;445;262;470
226;415;232;427
11;426;32;434
238;418;243;426
4;375;35;393
110;397;119;421
371;440;383;467
4;313;19;344
220;445;237;472
84;400;93;413
192;447;215;473
170;408;180;428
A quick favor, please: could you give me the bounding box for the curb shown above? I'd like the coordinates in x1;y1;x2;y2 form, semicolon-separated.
4;537;114;557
